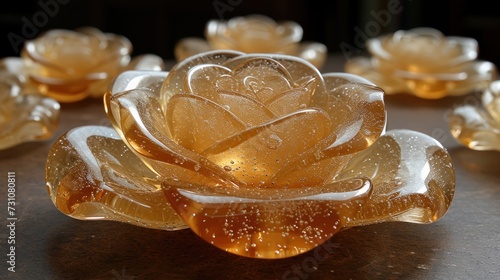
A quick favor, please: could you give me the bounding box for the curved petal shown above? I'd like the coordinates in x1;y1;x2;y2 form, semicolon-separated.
166;94;246;153
222;53;326;97
163;176;372;258
277;20;303;44
107;79;244;188
449;105;500;151
268;73;384;182
125;54;165;71
231;57;294;103
296;41;327;69
318;73;386;156
201;108;332;187
160;50;245;107
45;126;187;230
0;73;59;150
336;129;455;226
108;70;167;95
482;80;500;123
266;87;313;117
216;91;276;126
174;37;211;62
184;64;232;100
205;19;235;50
344;57;408;94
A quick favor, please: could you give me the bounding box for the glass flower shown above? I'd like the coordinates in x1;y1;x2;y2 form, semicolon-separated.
345;27;496;99
46;51;455;259
175;14;327;69
9;27;165;103
449;80;500;151
0;59;60;150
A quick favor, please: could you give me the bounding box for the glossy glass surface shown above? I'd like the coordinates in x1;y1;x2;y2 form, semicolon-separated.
0;69;59;150
175;15;327;69
46;51;455;258
5;27;164;103
345;28;496;99
449;80;500;151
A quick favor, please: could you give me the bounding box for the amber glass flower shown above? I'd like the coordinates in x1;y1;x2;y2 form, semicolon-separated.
345;27;496;99
46;51;455;259
0;60;59;150
449;80;500;150
18;27;164;102
175;14;327;68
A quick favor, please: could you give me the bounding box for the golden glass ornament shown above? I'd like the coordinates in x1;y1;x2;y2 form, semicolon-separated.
175;14;327;69
0;61;59;150
9;27;165;102
450;80;500;150
345;27;496;99
46;51;455;259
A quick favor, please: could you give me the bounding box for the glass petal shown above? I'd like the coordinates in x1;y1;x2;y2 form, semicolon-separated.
266;87;313;117
296;41;327;69
46;126;187;230
166;94;246;153
317;73;386;156
216;91;276;126
449;105;500;151
336;129;455;226
344;57;408;94
483;80;500;123
184;64;232;101
174;37;211;62
201;108;332;187
231;57;293;103
107;86;243;188
125;54;165;71
161;50;245;107
0;73;59;150
163;177;372;258
105;70;167;131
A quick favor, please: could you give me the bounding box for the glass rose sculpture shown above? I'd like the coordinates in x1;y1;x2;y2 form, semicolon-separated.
175;14;327;69
46;51;455;259
345;27;496;99
449;80;500;151
0;60;60;150
5;27;164;103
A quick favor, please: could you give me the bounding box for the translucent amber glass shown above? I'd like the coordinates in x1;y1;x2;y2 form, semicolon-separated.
345;28;496;99
0;69;59;150
46;51;455;259
19;27;164;102
449;80;500;150
175;15;327;69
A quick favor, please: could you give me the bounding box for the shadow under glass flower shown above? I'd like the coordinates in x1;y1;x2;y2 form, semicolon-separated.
175;14;327;69
449;80;500;151
46;51;455;259
345;27;496;99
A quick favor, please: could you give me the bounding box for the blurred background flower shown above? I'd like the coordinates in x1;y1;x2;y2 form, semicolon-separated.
175;14;327;68
345;28;497;99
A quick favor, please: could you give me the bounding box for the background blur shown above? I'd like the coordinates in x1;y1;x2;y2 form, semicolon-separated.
1;0;499;66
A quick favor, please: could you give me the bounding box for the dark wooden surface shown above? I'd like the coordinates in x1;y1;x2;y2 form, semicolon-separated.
1;55;500;280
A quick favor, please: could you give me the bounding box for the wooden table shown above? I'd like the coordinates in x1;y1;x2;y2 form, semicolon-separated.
1;54;499;280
